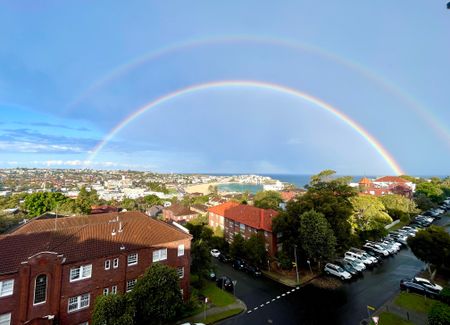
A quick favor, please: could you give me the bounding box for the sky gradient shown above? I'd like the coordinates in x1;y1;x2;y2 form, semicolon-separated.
1;1;449;175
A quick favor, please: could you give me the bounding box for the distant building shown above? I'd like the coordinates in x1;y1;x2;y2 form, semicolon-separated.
90;205;119;214
190;204;209;215
146;205;164;218
358;176;414;198
0;211;191;325
208;201;240;229
163;204;198;224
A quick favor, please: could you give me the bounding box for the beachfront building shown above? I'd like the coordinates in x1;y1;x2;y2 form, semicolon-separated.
209;202;279;256
0;211;191;325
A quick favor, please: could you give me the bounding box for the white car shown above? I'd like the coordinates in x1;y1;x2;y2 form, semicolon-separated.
210;249;221;257
345;252;373;265
324;263;352;280
364;243;389;256
343;256;366;271
413;277;443;293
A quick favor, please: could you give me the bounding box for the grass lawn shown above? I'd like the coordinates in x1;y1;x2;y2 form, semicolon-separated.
370;312;413;325
203;308;243;324
201;281;235;307
394;292;438;314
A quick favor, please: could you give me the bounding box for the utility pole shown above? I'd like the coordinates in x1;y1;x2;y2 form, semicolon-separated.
294;244;299;284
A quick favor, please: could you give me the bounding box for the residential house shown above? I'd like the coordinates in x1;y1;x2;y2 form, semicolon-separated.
163;204;198;224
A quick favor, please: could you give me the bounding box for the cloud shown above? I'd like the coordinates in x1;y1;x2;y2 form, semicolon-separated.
13;121;90;131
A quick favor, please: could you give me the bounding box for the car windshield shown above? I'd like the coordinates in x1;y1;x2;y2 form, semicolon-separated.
337;267;344;272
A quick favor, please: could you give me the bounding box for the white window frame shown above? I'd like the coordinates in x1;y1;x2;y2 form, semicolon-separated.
113;258;119;269
69;264;92;282
0;313;11;325
111;285;117;294
104;260;111;270
0;279;14;297
177;266;184;279
103;288;109;296
127;253;138;266
177;244;185;257
152;248;167;262
126;279;137;292
67;293;90;313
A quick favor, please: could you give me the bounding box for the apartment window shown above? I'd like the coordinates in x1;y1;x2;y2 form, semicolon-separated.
0;279;14;297
152;248;167;262
104;260;111;270
70;264;92;282
126;279;137;292
111;285;117;294
68;293;90;312
79;322;89;325
177;244;184;257
113;258;119;269
177;267;184;279
127;253;138;266
0;313;11;325
34;274;47;305
103;288;109;296
240;223;245;232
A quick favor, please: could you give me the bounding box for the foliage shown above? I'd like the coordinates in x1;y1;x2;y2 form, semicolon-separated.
254;190;282;210
298;210;336;266
201;281;235;307
230;233;246;259
121;198;138;211
276;251;293;270
407;226;450;269
92;293;135;325
190;240;212;280
0;193;28;210
428;302;450;325
142;194;163;207
379;194;418;220
415;182;444;203
131;263;183;325
24;192;69;217
75;186;99;214
147;181;169;194
439;287;450;305
349;195;392;234
244;234;268;267
413;192;437;211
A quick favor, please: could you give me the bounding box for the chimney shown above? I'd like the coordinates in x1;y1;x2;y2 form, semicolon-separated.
111;229;116;236
118;222;123;233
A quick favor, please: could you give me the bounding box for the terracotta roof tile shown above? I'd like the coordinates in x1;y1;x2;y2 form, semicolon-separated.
207;201;240;216
224;205;278;232
374;176;408;183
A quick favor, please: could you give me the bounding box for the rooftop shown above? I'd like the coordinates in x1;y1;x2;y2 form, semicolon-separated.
224;205;279;232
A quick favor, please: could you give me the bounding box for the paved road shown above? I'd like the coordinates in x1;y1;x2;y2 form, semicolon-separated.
215;247;425;325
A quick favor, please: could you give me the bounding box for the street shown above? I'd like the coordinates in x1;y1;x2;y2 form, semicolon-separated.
215;247;425;325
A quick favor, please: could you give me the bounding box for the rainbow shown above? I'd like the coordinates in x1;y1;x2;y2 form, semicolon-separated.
87;80;405;175
65;35;450;149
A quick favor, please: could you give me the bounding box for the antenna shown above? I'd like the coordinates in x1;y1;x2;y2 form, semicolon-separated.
118;222;123;233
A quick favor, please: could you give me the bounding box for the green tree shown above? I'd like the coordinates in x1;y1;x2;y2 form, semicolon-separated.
131;263;183;325
230;233;246;259
413;192;437;211
428;302;450;325
190;240;212;279
121;198;138;211
349;195;392;234
142;194;163;207
416;182;444;203
147;182;169;194
24;192;68;217
75;186;99;214
298;210;336;268
245;234;268;267
379;194;418;221
254;191;282;210
408;226;450;276
92;294;135;325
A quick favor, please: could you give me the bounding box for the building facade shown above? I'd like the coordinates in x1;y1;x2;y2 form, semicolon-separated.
0;211;191;325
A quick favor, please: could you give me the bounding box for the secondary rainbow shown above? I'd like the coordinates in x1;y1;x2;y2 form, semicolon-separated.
87;80;405;175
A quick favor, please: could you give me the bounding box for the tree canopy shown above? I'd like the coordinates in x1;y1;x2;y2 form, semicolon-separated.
407;226;450;269
254;191;282;210
92;294;135;325
24;192;68;217
349;195;392;233
244;234;268;267
379;194;418;220
415;182;444;203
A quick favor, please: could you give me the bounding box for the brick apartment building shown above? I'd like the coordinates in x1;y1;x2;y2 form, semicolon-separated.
0;211;191;325
163;204;198;224
209;203;279;256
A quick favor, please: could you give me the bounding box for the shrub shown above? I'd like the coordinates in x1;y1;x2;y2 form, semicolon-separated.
438;287;450;305
428;302;450;325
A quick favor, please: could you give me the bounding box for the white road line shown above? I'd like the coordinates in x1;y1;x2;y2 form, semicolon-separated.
282;293;286;296
291;289;296;292
260;304;264;307
254;307;258;310
247;310;252;314
271;299;275;302
277;296;281;299
296;287;300;290
286;291;291;295
266;301;270;305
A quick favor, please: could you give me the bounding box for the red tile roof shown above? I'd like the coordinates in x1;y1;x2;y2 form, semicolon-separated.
374;176;408;183
207;201;240;216
359;177;372;185
224;205;279;232
0;211;191;275
165;204;196;216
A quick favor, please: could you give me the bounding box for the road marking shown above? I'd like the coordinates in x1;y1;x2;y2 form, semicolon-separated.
247;310;252;314
260;304;264;307
271;299;275;302
254;307;258;310
282;293;286;296
277;296;280;299
286;291;291;295
296;287;300;290
266;301;270;305
291;289;296;292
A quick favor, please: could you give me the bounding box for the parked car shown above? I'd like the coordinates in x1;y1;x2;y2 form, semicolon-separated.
334;259;360;275
400;279;438;298
343;256;366;271
364;249;383;263
210;249;221;258
216;276;234;292
244;264;262;277
232;258;246;270
218;253;232;263
412;277;443;293
363;243;389;256
345;251;373;266
349;248;379;264
324;263;352;280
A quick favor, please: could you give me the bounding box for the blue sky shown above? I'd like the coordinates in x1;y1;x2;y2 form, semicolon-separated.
0;1;449;175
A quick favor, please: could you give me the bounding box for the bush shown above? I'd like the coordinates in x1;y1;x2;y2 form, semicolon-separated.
438;287;450;305
428;302;450;325
277;251;292;270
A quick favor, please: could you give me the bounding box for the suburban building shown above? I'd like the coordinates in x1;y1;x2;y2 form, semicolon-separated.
209;203;279;256
358;176;414;198
162;204;198;224
0;211;191;325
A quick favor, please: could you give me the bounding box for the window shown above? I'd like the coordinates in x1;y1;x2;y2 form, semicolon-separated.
126;279;137;292
0;313;11;325
104;260;111;270
113;258;119;268
177;267;184;279
70;265;92;282
68;293;90;312
103;288;109;296
127;253;138;266
79;322;89;325
111;285;117;294
177;244;184;257
152;248;167;262
240;223;245;232
34;274;47;304
0;279;14;297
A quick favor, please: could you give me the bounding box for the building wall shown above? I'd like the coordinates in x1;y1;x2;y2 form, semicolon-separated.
208;212;224;229
0;239;191;325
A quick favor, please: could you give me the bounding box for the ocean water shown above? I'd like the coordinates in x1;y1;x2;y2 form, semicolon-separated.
217;183;263;194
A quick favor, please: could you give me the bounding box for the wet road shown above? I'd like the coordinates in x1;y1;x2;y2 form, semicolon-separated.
216;247;425;325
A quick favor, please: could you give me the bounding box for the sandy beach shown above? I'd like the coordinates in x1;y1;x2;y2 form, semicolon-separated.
184;182;219;195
